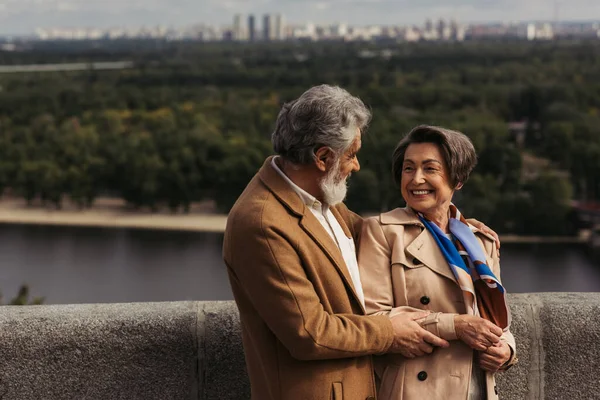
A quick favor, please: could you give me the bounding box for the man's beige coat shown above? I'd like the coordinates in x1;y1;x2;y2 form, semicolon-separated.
223;157;396;400
358;208;517;400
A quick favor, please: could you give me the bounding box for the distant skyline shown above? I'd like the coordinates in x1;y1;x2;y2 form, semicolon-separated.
0;0;599;35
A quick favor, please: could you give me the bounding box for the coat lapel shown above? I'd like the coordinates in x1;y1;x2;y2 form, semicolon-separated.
330;206;353;238
381;208;458;284
405;228;457;283
299;211;364;313
330;206;365;313
259;156;365;313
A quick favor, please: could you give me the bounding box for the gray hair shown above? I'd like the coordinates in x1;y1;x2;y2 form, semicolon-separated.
392;125;477;188
272;85;371;165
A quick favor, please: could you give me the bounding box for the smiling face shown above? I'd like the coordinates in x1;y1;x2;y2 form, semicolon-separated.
400;142;457;220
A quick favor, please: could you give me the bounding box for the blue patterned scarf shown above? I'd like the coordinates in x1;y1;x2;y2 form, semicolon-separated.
418;204;510;330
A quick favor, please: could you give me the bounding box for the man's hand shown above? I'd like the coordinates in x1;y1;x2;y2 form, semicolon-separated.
389;311;449;358
454;315;502;351
466;218;500;252
479;341;512;372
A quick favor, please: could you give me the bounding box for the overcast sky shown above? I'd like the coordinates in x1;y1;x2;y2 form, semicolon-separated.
0;0;599;35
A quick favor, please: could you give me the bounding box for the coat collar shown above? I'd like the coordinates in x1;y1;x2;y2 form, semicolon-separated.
380;207;423;227
379;207;456;282
379;206;494;240
258;156;365;313
379;207;492;283
258;156;306;217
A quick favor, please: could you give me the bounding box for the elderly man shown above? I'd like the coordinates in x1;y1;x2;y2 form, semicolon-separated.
223;85;494;400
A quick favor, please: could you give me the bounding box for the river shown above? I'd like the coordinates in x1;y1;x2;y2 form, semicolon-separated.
0;224;598;304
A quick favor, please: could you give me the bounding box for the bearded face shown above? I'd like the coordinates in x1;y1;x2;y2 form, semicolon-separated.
319;156;350;206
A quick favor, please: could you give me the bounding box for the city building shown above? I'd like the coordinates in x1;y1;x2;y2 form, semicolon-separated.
233;14;248;41
526;23;554;40
248;15;256;41
403;26;421;42
274;14;286;40
263;14;276;41
29;16;600;43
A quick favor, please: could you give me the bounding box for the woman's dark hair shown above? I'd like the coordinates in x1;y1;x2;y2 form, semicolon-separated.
392;125;477;188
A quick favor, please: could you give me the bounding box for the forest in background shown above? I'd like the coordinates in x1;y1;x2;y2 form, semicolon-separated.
0;39;598;235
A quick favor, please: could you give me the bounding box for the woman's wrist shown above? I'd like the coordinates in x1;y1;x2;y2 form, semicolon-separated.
500;342;516;370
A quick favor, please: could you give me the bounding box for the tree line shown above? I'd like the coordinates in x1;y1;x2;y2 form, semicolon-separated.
0;39;598;234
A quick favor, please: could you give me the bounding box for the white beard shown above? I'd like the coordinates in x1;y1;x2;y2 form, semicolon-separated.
320;159;348;206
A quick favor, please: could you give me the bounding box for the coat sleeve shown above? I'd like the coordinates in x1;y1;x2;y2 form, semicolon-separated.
358;216;458;340
224;212;395;361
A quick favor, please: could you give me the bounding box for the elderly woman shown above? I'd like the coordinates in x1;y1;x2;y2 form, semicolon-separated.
358;125;517;400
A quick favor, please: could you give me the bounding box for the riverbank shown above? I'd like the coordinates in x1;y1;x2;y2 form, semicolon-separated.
0;197;227;233
0;197;588;243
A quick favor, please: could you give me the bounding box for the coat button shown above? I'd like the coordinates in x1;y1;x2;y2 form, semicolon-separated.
420;296;430;305
412;257;420;265
417;371;428;381
494;386;498;395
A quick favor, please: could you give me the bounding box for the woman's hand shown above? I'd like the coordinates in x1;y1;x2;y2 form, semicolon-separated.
389;310;450;358
479;341;512;372
465;218;500;252
454;315;502;351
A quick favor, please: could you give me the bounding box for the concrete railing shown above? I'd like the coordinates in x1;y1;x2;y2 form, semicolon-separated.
0;293;599;399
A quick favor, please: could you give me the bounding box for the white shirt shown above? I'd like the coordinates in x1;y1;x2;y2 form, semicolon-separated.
271;157;365;307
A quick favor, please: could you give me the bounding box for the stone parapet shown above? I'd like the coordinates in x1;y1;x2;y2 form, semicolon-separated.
0;293;598;399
